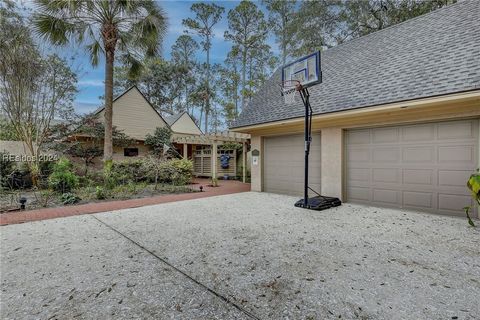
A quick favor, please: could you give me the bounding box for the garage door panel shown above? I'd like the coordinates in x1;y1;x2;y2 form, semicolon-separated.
264;133;321;196
438;194;473;216
438;145;475;163
402;146;434;162
348;168;370;182
346;130;370;144
438;170;473;187
438;121;475;139
347;186;370;201
373;147;399;162
372;189;399;205
402;124;435;141
348;148;370;162
346;119;478;216
372;127;399;143
403;191;433;209
372;168;399;183
402;169;433;185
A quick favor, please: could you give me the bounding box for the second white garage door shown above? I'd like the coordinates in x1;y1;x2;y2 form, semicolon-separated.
264;133;321;196
346;119;478;216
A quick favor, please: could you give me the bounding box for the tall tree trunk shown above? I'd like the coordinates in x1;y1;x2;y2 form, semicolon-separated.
185;86;189;114
248;54;253;104
241;48;247;111
103;50;114;164
199;103;203;130
205;40;210;134
233;64;238;119
282;14;287;65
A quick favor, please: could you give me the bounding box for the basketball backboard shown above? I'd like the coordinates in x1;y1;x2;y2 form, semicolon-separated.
281;51;321;91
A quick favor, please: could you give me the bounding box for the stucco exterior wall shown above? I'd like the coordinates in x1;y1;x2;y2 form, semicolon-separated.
250;136;262;192
320;128;344;200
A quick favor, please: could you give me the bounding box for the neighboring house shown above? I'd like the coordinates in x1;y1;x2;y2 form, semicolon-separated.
165;112;203;136
92;86;250;179
0;141;58;159
94;86;171;160
231;1;480;217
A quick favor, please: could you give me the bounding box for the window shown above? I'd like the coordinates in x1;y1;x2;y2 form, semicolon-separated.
124;148;139;157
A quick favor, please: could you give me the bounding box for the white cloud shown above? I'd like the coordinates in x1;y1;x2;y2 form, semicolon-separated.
74;101;100;114
78;79;104;87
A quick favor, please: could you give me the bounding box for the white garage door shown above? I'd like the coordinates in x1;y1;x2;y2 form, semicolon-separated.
264;133;321;196
346;119;479;216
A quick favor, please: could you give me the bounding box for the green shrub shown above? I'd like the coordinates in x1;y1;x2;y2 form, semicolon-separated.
0;151;16;189
103;158;193;190
170;158;193;185
95;186;107;200
37;160;55;189
110;182;147;199
1;159;32;190
144;127;172;156
48;158;79;193
78;169;103;188
105;160;149;188
152;158;193;186
35;189;55;207
60;192;80;205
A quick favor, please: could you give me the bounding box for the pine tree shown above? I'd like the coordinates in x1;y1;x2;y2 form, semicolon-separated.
183;3;225;133
224;0;269;112
171;35;199;114
262;0;297;65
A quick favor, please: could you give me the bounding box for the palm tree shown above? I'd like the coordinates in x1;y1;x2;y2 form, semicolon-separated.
33;0;167;165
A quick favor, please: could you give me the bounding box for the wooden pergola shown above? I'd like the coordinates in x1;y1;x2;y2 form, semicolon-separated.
172;131;250;183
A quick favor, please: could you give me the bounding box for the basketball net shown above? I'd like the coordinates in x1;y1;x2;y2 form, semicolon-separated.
284;88;297;105
281;80;301;105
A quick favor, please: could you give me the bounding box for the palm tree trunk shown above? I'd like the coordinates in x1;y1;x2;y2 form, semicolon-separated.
103;50;114;164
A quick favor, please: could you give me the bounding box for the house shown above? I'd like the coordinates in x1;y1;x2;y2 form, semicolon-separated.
94;86;171;160
231;1;480;216
93;86;250;180
165;112;203;136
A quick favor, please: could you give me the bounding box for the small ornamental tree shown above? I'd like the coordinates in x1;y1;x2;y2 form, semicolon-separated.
1;5;78;186
50;114;134;174
144;127;172;157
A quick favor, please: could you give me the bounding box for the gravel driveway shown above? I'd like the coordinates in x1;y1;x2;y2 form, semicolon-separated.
1;192;479;319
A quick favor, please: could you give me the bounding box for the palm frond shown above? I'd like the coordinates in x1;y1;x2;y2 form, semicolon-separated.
122;53;144;80
34;0;167;67
33;14;76;45
86;40;103;67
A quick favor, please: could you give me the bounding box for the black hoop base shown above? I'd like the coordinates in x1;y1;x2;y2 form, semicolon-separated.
295;196;342;211
294;86;342;212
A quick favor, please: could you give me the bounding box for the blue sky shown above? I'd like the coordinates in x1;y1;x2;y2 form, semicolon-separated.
65;0;278;114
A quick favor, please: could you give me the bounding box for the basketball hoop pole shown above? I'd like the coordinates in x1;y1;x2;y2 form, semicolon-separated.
281;51;341;211
298;86;311;207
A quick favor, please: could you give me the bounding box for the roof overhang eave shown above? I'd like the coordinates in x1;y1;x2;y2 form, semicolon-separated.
230;89;480;133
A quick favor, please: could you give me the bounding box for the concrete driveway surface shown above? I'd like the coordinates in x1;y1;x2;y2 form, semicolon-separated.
1;192;479;320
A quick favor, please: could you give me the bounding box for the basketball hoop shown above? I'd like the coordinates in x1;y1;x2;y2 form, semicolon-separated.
281;80;302;105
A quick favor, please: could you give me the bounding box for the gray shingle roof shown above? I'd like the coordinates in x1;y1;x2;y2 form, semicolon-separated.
164;112;184;126
231;0;480;129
